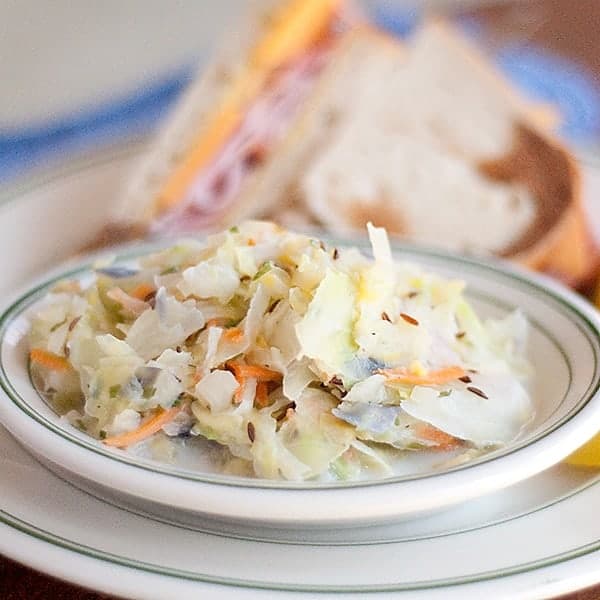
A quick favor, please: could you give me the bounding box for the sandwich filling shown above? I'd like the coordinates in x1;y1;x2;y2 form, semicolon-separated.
153;45;332;233
152;2;352;233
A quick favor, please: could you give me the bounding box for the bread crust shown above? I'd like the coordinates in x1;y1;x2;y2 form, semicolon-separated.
479;123;598;285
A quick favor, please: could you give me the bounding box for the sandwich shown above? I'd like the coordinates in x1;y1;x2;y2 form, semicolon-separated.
295;21;596;285
115;0;363;233
114;2;598;286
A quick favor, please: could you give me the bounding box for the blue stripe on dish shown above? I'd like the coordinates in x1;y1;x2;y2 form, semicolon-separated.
2;8;599;181
0;65;193;180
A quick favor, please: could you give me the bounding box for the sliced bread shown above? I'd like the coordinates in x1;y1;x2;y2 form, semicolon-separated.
296;22;597;284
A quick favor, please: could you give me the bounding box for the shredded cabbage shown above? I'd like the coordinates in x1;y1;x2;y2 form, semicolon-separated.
28;221;533;481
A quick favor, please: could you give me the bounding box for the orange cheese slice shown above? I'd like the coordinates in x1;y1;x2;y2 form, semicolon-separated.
156;0;342;214
251;0;341;70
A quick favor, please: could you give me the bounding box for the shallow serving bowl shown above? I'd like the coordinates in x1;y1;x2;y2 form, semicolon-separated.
1;144;600;542
1;232;600;541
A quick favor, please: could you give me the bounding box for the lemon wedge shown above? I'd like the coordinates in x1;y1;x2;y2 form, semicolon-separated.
565;433;600;467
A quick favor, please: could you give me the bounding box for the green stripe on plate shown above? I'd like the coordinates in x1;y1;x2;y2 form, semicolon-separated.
3;495;600;593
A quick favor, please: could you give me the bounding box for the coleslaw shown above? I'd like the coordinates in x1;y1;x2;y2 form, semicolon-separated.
28;222;533;481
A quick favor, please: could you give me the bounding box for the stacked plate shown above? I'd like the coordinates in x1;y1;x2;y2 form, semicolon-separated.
2;146;600;599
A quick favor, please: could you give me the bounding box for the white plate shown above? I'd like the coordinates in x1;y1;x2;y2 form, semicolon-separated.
2;174;600;532
2;422;600;599
1;145;600;597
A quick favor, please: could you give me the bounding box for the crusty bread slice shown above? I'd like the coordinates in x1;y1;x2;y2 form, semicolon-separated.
479;124;597;285
297;21;597;284
302;129;537;255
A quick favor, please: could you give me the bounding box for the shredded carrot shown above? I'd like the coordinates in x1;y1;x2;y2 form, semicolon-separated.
222;327;244;343
233;380;246;405
255;381;270;408
380;366;466;386
415;423;461;451
227;363;282;382
226;363;281;406
247;238;256;246
30;348;70;371
103;405;182;448
130;283;155;301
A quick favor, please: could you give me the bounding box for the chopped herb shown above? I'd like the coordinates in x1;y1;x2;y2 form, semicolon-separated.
400;313;419;326
253;261;273;280
467;386;488;399
407;291;419;299
439;390;452;397
247;422;256;443
455;331;466;339
160;266;178;275
99;430;107;440
109;384;121;398
229;225;239;233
